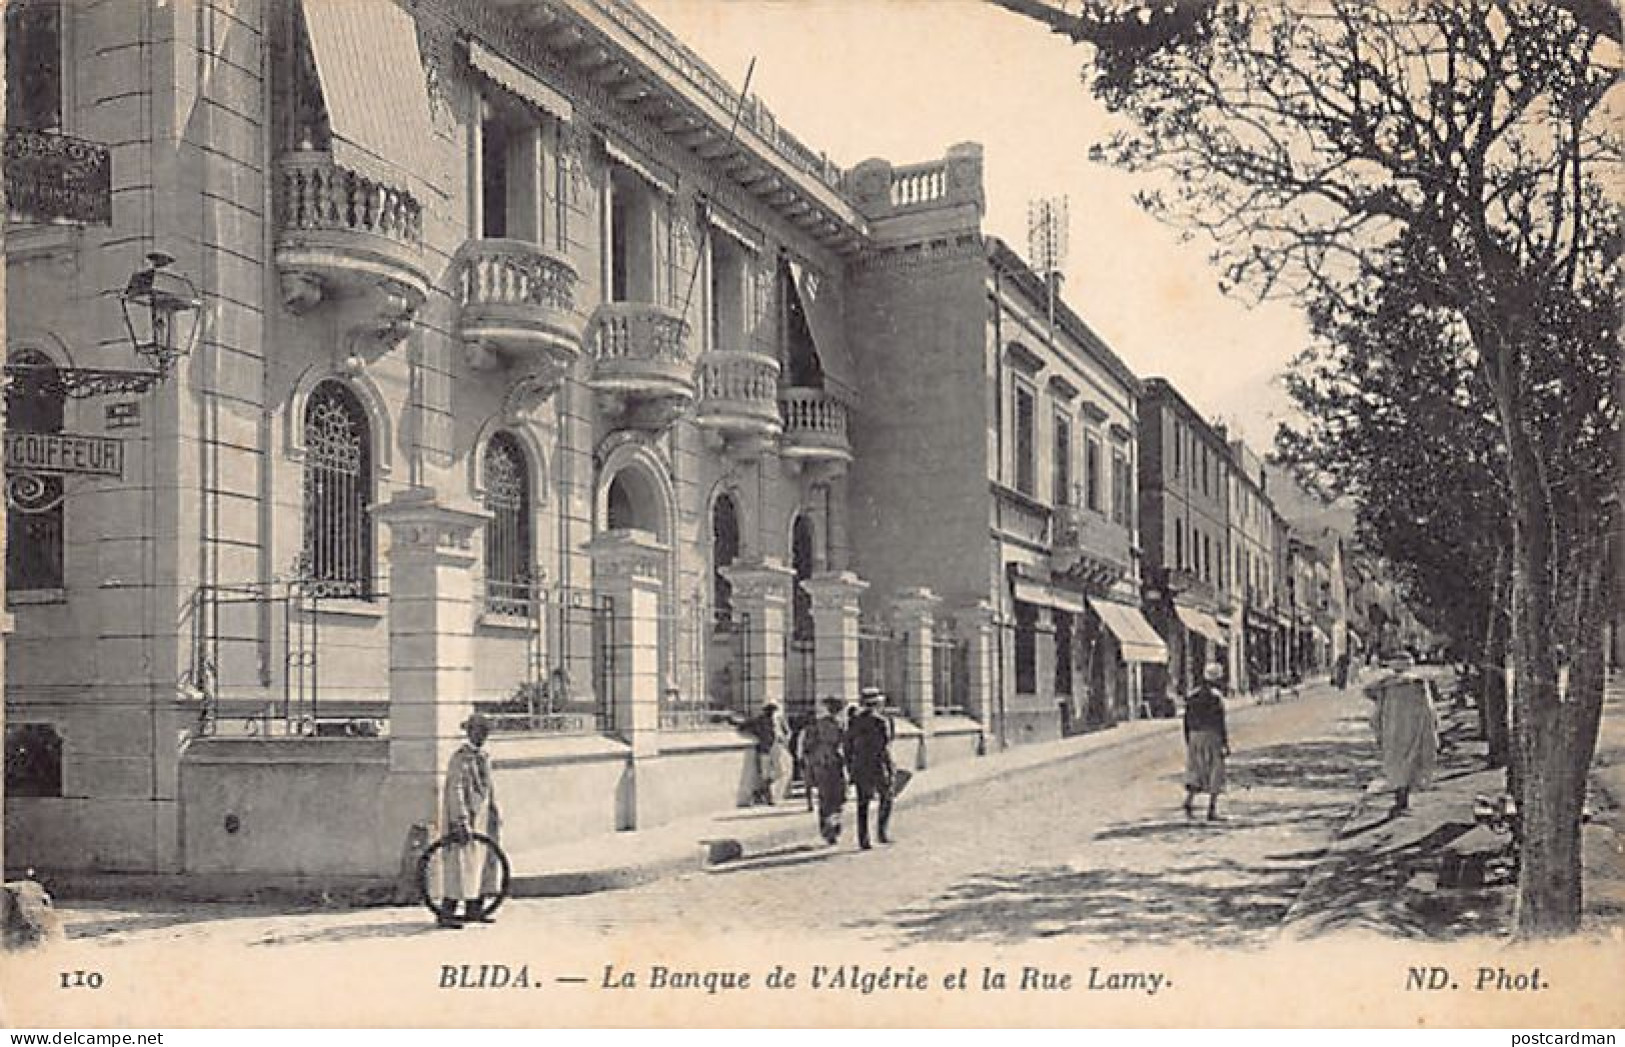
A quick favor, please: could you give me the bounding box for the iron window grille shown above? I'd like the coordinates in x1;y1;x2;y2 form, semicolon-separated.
301;381;373;599
483;432;533;616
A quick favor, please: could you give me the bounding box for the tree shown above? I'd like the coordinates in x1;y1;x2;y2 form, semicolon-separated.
1275;271;1513;764
990;0;1623;935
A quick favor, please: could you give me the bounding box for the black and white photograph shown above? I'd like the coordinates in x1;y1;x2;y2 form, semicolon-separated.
0;0;1620;1031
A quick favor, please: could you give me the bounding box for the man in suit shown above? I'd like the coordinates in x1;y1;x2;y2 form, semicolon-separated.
844;686;896;850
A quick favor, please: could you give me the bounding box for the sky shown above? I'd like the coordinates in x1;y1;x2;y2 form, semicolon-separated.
638;0;1315;451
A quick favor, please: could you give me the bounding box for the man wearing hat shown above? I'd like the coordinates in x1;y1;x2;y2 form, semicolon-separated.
845;687;897;849
437;711;502;928
1364;651;1438;815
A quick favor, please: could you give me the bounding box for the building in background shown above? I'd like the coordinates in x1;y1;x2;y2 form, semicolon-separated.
1136;378;1233;699
843;161;1157;746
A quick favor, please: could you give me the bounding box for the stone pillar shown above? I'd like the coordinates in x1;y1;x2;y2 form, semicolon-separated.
585;530;667;759
893;588;942;731
955;602;997;733
376;489;489;829
803;570;868;704
723;559;795;711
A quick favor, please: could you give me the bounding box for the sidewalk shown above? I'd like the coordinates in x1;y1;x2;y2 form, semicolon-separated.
1280;671;1625;939
505;711;1185;897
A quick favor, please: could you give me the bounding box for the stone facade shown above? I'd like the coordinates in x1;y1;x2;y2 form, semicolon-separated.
5;0;1147;881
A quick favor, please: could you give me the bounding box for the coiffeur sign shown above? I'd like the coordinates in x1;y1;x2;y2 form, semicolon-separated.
4;431;124;478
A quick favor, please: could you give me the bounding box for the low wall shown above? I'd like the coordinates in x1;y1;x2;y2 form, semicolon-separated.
637;731;757;827
927;716;984;766
488;734;630;849
179;737;405;879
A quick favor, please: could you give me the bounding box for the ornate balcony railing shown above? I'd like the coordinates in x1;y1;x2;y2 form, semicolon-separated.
693;350;781;438
280;150;421;245
275;149;429;304
778;387;851;462
586;302;697;404
457;239;582;365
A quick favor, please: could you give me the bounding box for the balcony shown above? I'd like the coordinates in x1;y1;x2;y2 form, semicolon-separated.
457;239;583;370
694;350;782;442
1053;505;1132;590
587;302;696;421
779;387;851;463
275;150;429;310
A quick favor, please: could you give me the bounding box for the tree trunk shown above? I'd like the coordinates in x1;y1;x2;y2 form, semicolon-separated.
1499;426;1607;938
1480;544;1511;769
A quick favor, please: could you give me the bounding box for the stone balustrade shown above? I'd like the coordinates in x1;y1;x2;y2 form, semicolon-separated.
459;239;576;312
890;160;949;208
280;150;421;245
587;302;697;404
694;350;782;438
778;387;852;462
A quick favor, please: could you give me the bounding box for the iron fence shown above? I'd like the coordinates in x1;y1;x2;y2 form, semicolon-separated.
932;632;970;716
476;585;615;735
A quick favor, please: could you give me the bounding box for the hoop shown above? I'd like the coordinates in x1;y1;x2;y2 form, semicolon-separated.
416;832;512;920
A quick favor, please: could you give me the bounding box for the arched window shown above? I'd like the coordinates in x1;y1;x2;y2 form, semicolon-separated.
301;380;373;597
711;494;739;623
484;432;532;615
6;349;66;592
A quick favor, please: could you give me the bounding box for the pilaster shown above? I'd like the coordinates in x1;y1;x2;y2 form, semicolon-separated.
954;601;997;730
585;529;667;758
892;587;943;758
803;570;869;705
722;559;795;711
375;488;488;829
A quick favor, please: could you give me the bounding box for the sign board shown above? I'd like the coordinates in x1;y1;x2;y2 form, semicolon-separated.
3;128;113;226
4;430;125;478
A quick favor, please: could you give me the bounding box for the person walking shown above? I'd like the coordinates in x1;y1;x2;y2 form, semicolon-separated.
437;712;501;929
798;696;848;844
845;687;896;849
737;701;793;805
1182;662;1230;822
1364;651;1438;816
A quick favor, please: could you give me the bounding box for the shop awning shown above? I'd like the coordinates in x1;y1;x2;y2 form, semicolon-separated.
1311;625;1331;644
468;40;573;123
1175;604;1228;646
1009;569;1083;614
300;0;438;192
788;257;859;401
1088;598;1168;664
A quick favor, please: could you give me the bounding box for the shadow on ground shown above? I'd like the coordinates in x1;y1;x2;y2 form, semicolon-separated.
872;858;1308;949
866;731;1370;947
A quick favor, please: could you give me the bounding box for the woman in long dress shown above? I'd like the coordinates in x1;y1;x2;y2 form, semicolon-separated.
1183;662;1230;822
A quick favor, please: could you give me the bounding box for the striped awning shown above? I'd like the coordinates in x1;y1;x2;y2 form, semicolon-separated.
300;0;437;192
468;40;573;123
1175;604;1228;646
1088;598;1168;665
789;257;859;402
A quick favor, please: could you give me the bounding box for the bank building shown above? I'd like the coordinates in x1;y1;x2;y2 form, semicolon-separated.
4;0;1154;884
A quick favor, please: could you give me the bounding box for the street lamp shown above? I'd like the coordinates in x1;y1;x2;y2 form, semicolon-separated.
2;252;200;399
118;251;201;378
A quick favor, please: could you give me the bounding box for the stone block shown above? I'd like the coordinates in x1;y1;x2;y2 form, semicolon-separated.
2;881;65;951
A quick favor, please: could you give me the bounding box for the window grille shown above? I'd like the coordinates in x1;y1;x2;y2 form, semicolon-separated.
483;432;533;616
301;381;372;597
5;350;65;592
